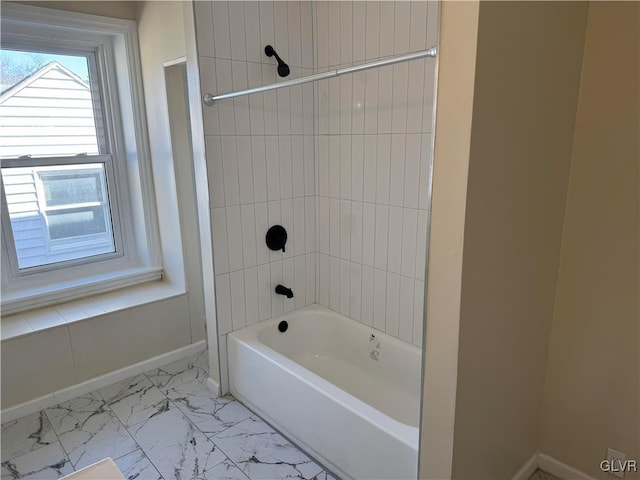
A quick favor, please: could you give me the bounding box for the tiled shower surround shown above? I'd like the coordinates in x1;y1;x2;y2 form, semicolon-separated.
196;2;318;393
195;1;439;387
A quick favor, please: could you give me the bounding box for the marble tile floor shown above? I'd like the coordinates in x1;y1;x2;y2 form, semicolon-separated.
1;350;337;480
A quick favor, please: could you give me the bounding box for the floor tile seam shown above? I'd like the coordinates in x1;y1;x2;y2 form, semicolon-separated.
202;414;281;451
61;394;140;471
0;412;64;465
228;413;328;478
108;392;174;428
38;408;76;472
0;445;70;479
111;373;182;429
129;430;237;480
168;395;243;454
196;412;248;442
213;456;251;480
141;371;188;397
203;414;311;477
121;437;164;480
193;438;245;480
94;376;158;406
0;435;71;472
119;443;168;480
120;397;211;452
43;393;111;426
199;436;249;479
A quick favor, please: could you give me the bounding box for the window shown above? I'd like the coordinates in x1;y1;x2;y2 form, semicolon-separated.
4;164;116;269
1;4;162;314
1;48;119;270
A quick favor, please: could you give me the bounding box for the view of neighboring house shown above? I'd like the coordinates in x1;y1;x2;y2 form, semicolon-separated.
1;61;114;269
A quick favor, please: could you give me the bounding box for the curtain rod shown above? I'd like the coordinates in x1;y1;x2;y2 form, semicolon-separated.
203;47;437;105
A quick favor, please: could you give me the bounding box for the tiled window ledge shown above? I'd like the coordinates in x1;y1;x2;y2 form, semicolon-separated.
1;281;185;341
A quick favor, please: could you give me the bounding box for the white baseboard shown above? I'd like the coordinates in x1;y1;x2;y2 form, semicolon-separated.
512;453;540;480
538;453;596;480
512;452;597;480
1;340;207;423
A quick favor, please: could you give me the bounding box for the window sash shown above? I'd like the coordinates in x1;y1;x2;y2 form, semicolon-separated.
1;154;125;276
0;45;110;159
36;165;113;251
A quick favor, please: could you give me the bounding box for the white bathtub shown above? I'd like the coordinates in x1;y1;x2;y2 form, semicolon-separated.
227;305;421;480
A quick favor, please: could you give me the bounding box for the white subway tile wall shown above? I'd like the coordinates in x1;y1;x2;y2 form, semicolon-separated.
195;1;439;361
313;1;438;347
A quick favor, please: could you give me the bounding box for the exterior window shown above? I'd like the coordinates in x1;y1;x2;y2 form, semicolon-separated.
3;164;116;269
1;48;122;272
1;4;161;314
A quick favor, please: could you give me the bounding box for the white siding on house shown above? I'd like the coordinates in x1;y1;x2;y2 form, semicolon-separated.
0;62;99;158
2;170;47;264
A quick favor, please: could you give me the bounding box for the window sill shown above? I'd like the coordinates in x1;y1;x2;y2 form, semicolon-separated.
1;279;184;341
2;266;163;315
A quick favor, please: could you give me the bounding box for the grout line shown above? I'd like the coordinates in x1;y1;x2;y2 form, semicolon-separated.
41;409;73;472
203;132;435;137
130;370;241;477
317;194;429;212
223;0;233;64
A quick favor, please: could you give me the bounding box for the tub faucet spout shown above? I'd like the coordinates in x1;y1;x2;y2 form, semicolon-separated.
275;284;294;298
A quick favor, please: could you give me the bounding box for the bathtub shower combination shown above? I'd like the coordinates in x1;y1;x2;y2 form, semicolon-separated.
199;2;439;478
228;306;421;480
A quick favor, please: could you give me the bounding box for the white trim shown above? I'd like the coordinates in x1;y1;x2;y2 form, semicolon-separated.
184;0;221;384
163;56;187;68
539;453;597;480
1;267;163;315
206;377;221;397
0;3;134;35
0;340;207;423
111;13;162;269
511;452;598;480
511;453;540;480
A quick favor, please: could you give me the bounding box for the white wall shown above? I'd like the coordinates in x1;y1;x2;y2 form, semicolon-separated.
313;1;438;346
194;1;317;392
418;2;479;477
2;294;194;408
420;2;623;478
135;0;205;339
540;3;640;478
451;2;589;478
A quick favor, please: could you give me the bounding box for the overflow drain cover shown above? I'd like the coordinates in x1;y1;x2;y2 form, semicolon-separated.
278;321;288;333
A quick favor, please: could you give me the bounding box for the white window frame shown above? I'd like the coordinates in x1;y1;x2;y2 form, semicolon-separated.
1;4;162;314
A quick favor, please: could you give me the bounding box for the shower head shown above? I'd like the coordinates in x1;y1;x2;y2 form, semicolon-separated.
265;45;290;78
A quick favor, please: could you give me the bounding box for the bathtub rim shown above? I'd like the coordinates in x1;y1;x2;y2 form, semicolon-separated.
227;304;420;450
